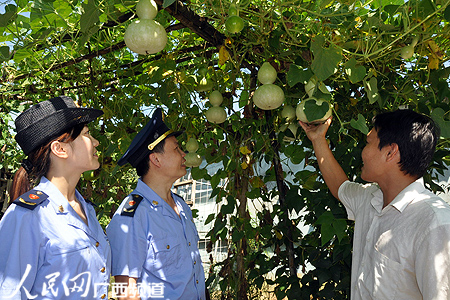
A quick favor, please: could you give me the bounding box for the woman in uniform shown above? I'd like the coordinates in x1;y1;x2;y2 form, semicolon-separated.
0;96;111;300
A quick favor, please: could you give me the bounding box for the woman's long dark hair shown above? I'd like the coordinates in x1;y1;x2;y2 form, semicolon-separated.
9;124;85;202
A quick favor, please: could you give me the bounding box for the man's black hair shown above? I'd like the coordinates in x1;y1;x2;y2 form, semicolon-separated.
135;139;166;177
372;109;440;179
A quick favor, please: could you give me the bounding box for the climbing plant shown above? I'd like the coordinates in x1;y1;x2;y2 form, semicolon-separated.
1;0;450;298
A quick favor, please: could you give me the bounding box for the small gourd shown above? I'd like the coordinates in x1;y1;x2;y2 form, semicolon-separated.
225;4;244;34
205;90;227;124
400;36;419;60
184;138;202;168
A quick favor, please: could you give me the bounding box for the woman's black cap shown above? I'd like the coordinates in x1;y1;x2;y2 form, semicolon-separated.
15;96;103;156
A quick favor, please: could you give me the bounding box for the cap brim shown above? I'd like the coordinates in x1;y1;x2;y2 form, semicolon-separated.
117;129;184;167
16;108;103;155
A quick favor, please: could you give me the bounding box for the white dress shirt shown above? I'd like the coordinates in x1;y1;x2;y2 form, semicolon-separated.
339;178;450;300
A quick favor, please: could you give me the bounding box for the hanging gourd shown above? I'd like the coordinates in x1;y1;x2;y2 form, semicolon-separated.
196;67;214;92
205;90;227;124
124;0;168;55
225;4;244;34
184;138;203;168
296;97;333;124
253;62;285;110
280;104;299;142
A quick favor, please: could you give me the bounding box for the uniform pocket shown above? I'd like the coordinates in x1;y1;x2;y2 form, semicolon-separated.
359;248;401;300
49;240;90;255
148;237;182;278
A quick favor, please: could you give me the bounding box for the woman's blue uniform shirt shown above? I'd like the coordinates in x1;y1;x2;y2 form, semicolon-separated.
106;179;206;300
0;177;111;300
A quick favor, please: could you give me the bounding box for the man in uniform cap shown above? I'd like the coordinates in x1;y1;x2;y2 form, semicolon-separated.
106;108;206;300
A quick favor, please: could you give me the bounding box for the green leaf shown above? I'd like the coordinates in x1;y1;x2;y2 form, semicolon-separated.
372;0;403;9
444;5;450;22
320;223;334;246
225;158;237;171
285;186;304;214
30;0;56;23
287;64;312;87
311;36;342;81
332;219;347;242
158;81;169;103
350;114;369;135
384;5;401;16
221;197;235;214
315;211;334;225
0;46;10;61
303;173;318;190
12;48;32;62
205;213;215;225
364;77;380;104
431;108;450;138
415;0;435;20
163;0;176;8
232;230;245;242
239;90;249;108
0;4;17;27
344;57;366;84
210;174;221;189
304;99;330;122
191;166;208;180
80;0;100;33
268;28;284;50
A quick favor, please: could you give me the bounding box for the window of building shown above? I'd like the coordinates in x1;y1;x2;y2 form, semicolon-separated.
176;183;192;203
217;239;229;253
195;179;214;205
198;238;209;251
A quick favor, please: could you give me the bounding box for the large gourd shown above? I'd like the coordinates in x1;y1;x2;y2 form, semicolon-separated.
296;97;332;124
124;0;167;55
253;62;285;110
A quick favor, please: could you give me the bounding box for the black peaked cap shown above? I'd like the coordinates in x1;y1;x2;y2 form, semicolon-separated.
118;108;183;167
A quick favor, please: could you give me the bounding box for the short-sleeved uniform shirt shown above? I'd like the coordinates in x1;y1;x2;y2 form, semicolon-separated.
339;178;450;300
106;179;206;300
0;177;111;300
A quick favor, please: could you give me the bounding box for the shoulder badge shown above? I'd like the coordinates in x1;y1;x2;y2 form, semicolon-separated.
13;189;48;210
120;194;143;217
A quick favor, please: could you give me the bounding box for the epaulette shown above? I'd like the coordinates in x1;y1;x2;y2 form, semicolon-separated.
120;194;143;217
13;189;48;210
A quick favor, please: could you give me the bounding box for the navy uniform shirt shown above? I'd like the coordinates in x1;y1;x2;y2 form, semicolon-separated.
0;177;111;300
106;179;206;300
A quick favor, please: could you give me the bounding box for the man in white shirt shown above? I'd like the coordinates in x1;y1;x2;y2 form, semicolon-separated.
300;109;450;300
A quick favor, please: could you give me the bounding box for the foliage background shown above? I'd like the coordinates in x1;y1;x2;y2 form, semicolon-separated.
1;0;450;298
